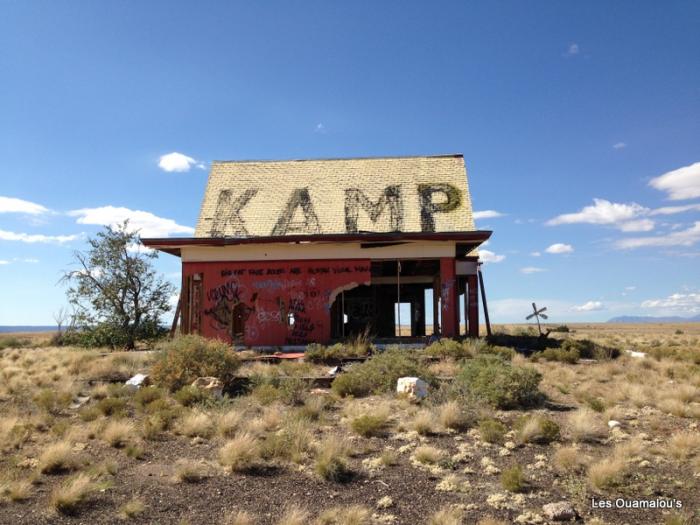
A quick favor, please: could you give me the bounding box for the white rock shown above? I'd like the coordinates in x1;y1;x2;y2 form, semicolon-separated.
125;373;149;389
626;350;646;358
396;377;428;401
191;376;223;398
608;420;622;429
542;501;577;521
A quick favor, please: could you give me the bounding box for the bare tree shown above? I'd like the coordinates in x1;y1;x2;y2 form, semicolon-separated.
53;306;69;333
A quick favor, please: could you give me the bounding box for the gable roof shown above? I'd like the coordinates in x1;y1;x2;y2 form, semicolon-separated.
195;154;476;238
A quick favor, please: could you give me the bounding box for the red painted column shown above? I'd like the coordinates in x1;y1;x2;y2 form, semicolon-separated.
439;258;458;337
467;274;479;337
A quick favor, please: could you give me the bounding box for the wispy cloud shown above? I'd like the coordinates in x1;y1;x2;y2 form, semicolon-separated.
474;210;505;220
520;266;546;274
545;243;573;254
650;203;700;215
314;123;327;134
0;196;49;215
572;300;604;312
480;249;505;263
547;199;652;231
158;152;206;172
612;142;627;150
530;251;541;257
641;292;700;313
0;229;78;244
69;206;194;237
564;42;580;56
0;260;9;265
616;222;700;249
649;161;700;200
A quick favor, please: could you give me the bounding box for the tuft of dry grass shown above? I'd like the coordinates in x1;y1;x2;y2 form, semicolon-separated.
410;409;438;436
428;505;464;525
222;510;256;525
0;479;32;502
38;441;78;474
350;413;389;438
275;504;310;525
49;473;98;515
179;411;214;439
588;456;627;491
567;408;608;442
314;436;352;482
218;410;245;438
219;433;260;473
118;497;146;519
413;445;443;465
438;401;471;431
102;420;136;448
554;445;589;473
317;504;371;525
476;518;508;525
666;431;700;461
173;459;210;483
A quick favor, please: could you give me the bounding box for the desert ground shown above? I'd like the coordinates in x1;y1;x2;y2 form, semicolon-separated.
0;323;699;525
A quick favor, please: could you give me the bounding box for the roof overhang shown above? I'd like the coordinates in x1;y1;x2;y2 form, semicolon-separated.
141;230;492;257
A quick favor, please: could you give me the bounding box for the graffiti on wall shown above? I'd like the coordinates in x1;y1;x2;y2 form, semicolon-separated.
207;184;462;236
196;261;371;346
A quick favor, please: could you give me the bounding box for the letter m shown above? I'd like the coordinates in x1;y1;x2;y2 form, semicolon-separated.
344;185;403;233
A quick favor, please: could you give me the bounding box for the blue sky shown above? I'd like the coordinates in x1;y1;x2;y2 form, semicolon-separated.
1;1;699;325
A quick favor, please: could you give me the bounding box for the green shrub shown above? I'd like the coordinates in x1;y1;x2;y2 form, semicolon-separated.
455;355;542;409
57;320;167;349
34;389;73;414
551;325;571;333
350;415;388;437
174;385;209;406
249;377;311;406
478;418;507;444
561;339;619;360
151;335;240;392
96;397;128;416
425;339;474;359
540;347;580;364
305;342;370;364
133;386;166;408
0;336;31;350
500;465;526;492
477;345;515;361
331;348;434;397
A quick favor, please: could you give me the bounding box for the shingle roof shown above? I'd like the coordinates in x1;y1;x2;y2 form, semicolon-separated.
195;154;476;238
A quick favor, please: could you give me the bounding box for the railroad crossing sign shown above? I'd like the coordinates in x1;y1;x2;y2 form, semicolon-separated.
526;302;548;335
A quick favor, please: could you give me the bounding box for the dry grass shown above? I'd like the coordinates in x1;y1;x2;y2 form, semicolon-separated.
218;409;245;438
222;510;256;525
317;505;371;525
314;436;352;482
173;459;210;483
118;497;146;519
410;409;438;435
276;504;310;525
49;473;98;515
666;431;700;461
413;445;443;465
38;441;79;474
588;456;627;491
428;505;464;525
567;408;608;442
179;411;214;438
0;479;32;502
437;400;471;431
102;420;136;448
219;432;260;473
476;518;508;525
554;445;589;473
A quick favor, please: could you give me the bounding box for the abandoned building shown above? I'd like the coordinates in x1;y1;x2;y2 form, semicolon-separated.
142;155;492;347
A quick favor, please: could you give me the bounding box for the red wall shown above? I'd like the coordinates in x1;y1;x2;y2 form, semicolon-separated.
183;259;371;346
439;257;458;337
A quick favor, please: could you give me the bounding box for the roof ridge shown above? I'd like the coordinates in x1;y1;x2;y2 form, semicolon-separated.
210;153;463;164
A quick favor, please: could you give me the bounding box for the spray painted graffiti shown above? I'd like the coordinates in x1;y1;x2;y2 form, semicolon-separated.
203;278;257;340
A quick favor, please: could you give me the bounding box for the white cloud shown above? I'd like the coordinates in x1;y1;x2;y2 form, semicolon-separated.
650;203;700;215
612;142;627;150
565;43;579;56
545;243;574;254
530;251;541;257
625;286;636;291
0;260;9;265
572;300;604;312
547;199;649;230
616;221;700;249
520;267;546;274
0;229;78;244
314;123;327;134
0;196;49;215
641;293;700;313
480;249;506;263
69;206;194;237
649;162;700;200
474;210;505;220
618;219;655;232
158;152;204;172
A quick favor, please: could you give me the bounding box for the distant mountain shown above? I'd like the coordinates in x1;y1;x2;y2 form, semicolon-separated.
0;326;56;333
607;315;700;324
